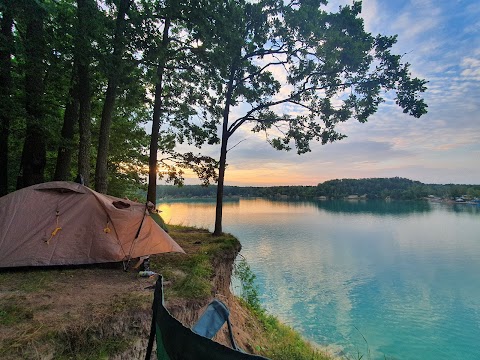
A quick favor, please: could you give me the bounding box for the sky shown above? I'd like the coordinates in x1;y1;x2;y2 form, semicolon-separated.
179;0;480;186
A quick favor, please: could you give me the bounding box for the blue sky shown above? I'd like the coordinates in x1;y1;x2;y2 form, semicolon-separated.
182;0;480;186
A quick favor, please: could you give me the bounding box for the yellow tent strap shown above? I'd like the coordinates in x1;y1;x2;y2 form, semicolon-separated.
46;210;62;245
104;218;111;233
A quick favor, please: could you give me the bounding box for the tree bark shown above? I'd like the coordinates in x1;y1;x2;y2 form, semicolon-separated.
54;74;79;181
147;18;171;205
95;0;131;194
213;62;237;236
0;1;14;195
18;0;47;188
213;124;229;235
76;0;93;186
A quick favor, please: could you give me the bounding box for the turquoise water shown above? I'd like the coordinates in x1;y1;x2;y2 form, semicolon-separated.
158;199;480;360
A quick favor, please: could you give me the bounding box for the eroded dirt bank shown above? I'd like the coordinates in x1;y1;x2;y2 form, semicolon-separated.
0;229;266;359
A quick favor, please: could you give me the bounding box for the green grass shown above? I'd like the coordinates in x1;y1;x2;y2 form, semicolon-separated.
55;327;132;360
0;225;337;360
257;312;332;360
107;292;151;314
0;297;33;325
0;270;57;292
0;270;151;359
149;226;240;300
162;226;335;360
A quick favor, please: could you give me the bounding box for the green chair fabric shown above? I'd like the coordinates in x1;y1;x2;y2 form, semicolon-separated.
145;276;270;360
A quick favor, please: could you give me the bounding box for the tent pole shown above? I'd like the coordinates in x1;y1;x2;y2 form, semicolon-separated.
123;203;148;271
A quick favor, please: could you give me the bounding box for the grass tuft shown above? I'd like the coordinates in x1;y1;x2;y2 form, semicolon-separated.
0;297;33;326
149;226;239;300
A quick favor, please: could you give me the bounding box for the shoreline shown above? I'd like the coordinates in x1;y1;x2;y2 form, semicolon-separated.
0;226;338;360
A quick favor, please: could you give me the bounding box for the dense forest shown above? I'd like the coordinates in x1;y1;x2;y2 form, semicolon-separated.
0;0;228;199
156;177;480;200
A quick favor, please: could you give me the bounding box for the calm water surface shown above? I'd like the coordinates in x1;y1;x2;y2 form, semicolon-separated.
158;199;480;360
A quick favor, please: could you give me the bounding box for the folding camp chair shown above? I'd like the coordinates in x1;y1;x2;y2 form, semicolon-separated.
145;276;270;360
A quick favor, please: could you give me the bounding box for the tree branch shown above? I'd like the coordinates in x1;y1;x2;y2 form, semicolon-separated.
227;84;327;135
242;43;289;60
227;138;247;152
238;60;288;83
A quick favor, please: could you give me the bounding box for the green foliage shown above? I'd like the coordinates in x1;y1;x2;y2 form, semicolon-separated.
262;317;331;360
155;178;480;201
3;0;223;197
202;0;427;153
149;226;242;299
234;257;262;312
2;0;430;202
316;177;480;200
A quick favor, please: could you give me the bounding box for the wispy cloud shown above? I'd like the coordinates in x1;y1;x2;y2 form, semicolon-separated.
181;0;480;186
461;56;480;80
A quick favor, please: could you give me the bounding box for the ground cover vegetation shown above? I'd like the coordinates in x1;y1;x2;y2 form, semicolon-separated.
1;0;427;236
0;226;334;360
156;177;480;200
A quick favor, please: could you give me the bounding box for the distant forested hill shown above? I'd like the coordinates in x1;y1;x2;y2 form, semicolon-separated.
156;184;316;199
155;177;480;200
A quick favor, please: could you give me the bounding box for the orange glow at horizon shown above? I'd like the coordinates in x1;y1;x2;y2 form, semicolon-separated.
178;166;332;186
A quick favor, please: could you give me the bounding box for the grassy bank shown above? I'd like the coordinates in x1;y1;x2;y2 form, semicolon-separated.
0;225;335;360
157;225;334;360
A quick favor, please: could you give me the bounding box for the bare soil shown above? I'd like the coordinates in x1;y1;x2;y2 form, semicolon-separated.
0;234;266;359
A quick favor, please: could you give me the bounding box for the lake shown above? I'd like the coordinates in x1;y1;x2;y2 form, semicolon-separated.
158;198;480;360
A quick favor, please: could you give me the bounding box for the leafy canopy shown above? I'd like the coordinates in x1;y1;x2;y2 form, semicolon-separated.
203;0;427;154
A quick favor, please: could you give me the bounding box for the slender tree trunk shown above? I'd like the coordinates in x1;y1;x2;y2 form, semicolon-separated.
213;124;229;235
54;74;79;181
18;0;47;188
0;2;14;195
76;0;93;186
213;63;237;236
95;0;131;194
147;18;171;205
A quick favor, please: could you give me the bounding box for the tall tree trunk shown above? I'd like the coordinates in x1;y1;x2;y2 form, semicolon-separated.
0;1;14;195
95;0;131;194
213;124;229;235
54;74;79;181
213;63;237;236
76;0;93;186
147;18;171;205
18;0;47;188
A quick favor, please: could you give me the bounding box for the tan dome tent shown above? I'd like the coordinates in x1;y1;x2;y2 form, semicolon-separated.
0;181;184;268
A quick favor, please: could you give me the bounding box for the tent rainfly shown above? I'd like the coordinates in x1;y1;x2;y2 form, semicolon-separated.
0;181;184;268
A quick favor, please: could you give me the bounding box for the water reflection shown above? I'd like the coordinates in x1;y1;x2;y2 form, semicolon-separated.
450;203;480;215
313;199;432;215
160;198;480;360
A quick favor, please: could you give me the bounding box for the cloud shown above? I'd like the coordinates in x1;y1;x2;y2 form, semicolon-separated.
175;1;480;187
392;8;440;42
461;57;480;80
